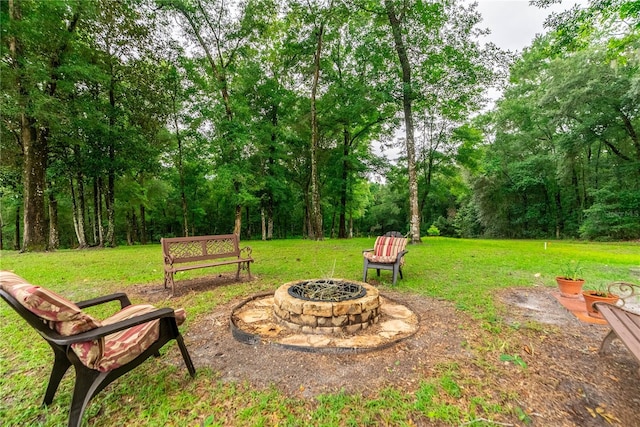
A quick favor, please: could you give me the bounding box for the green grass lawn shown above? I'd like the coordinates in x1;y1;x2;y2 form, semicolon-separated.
1;237;638;426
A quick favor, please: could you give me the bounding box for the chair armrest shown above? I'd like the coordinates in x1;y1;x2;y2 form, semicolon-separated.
47;308;178;345
391;250;408;262
362;248;374;254
75;293;131;309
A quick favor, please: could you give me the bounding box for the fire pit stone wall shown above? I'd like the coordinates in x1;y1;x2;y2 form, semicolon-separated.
273;280;381;335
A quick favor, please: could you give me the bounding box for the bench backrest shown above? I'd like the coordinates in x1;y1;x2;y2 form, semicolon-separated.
162;234;241;264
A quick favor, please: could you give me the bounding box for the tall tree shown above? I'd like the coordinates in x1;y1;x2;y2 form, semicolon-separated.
161;0;270;237
382;0;423;243
2;0;85;251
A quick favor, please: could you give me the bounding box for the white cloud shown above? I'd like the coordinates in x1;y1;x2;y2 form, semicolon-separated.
473;0;587;52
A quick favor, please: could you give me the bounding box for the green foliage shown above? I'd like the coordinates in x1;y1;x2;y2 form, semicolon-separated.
426;224;440;236
472;11;640;239
560;260;584;281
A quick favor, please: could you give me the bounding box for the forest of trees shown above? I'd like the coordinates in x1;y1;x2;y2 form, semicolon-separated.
1;0;638;251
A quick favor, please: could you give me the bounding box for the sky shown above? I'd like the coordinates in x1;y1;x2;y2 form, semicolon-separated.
473;0;586;51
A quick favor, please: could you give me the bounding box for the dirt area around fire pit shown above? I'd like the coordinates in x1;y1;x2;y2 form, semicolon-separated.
134;277;640;426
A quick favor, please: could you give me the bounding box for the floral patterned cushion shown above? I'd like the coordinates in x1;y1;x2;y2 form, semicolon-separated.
0;271;101;335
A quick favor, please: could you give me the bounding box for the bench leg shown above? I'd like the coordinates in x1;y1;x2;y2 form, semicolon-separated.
165;271;175;297
246;261;252;279
164;271;174;290
599;329;618;355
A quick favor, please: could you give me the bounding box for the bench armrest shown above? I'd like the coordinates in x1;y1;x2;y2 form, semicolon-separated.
607;282;640;308
240;246;253;258
75;293;132;310
47;308;178;345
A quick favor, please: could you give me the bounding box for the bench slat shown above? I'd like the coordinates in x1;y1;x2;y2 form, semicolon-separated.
596;303;640;364
171;259;251;272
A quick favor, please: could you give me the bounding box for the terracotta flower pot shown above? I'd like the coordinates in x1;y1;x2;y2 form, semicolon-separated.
555;277;585;299
582;290;619;319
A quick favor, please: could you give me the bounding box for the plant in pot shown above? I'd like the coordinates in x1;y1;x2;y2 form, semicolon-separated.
556;261;585;298
583;284;619;319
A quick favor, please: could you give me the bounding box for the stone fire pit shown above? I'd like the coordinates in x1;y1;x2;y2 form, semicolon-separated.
273;279;380;334
230;278;419;353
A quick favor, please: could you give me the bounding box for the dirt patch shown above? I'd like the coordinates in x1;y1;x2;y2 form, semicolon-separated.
135;278;640;426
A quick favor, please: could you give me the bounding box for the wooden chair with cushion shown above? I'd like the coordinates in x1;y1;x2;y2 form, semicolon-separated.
362;231;408;285
0;271;196;427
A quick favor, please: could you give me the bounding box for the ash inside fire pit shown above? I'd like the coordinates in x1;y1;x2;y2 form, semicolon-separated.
288;279;367;302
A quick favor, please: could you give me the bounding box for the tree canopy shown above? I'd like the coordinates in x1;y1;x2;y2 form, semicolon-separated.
1;0;638;250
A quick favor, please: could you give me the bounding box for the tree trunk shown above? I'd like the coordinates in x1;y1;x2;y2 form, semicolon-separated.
14;205;20;250
245;205;251;238
94;177;104;247
385;1;421;244
349;212;354;238
126;210;132;245
309;22;325;241
172;91;189;237
70;176;87;248
261;208;266;241
234;204;242;237
267;213;274;240
140;204;147;244
11;0;80;251
105;76;116;247
48;192;59;250
21;120;48;252
338;127;350;238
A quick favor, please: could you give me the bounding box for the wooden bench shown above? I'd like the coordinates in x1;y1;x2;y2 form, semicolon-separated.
594;282;640;376
161;234;253;296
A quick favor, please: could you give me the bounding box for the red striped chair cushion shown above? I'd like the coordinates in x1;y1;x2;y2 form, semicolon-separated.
363;236;407;265
1;271;187;372
72;305;186;371
72;304;160;372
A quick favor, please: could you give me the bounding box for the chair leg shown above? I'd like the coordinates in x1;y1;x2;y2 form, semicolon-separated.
43;348;72;406
376;269;380;277
176;334;196;378
363;261;368;282
392;266;398;286
68;367;108;427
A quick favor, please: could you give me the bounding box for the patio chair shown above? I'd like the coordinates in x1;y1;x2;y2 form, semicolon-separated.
0;271;196;427
362;231;408;285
